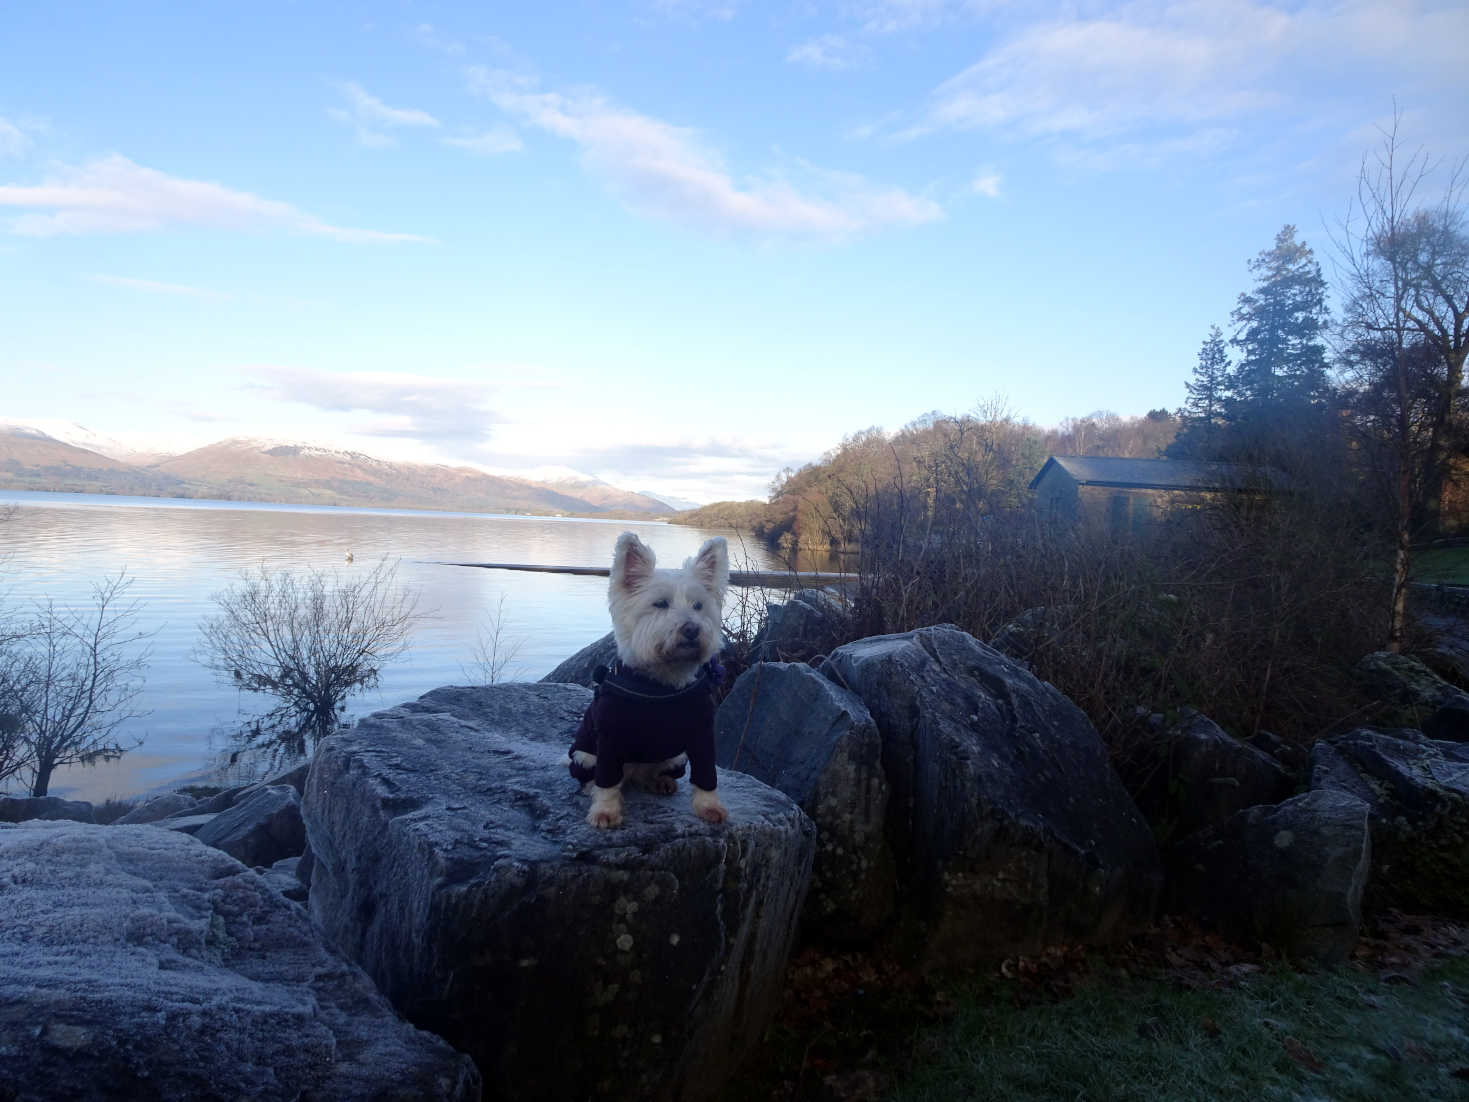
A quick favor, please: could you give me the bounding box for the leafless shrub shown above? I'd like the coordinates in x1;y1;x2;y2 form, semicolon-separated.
4;572;151;797
197;556;421;761
809;453;1382;756
461;593;524;685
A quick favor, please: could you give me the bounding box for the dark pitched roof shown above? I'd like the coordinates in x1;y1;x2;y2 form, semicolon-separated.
1029;456;1277;492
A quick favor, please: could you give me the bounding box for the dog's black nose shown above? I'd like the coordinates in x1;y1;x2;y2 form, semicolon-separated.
680;622;701;642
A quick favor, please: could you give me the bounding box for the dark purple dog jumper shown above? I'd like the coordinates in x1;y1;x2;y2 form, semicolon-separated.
568;660;722;791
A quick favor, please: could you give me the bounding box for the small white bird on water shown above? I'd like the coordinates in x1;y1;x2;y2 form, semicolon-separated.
345;551;354;564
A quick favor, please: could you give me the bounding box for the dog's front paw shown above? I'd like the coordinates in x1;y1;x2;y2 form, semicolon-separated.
691;786;728;824
651;774;679;796
587;786;624;829
588;807;623;829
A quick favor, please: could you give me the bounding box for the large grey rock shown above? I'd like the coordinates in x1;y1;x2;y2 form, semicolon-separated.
0;820;480;1101
1131;710;1294;841
1416;611;1469;691
304;682;815;1102
260;857;309;904
1357;650;1469;739
186;763;310;820
539;631;619;687
821;625;1160;964
1310;728;1469;915
0;795;94;824
716;662;893;942
114;792;199;825
190;783;255;816
194;784;306;869
160;813;218;836
1169;789;1371;962
748;590;846;663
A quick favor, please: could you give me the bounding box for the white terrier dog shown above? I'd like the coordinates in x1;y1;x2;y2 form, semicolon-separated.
567;532;730;829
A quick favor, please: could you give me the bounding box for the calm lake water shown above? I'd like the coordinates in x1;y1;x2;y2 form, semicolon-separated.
0;491;777;802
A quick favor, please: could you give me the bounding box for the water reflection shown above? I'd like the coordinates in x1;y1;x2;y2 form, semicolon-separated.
0;492;776;801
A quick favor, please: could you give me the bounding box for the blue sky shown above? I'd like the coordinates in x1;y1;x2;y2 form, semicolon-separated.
2;1;1465;502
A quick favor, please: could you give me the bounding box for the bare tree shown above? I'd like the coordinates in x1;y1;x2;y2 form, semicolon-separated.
460;593;523;685
1334;113;1469;650
197;556;422;758
10;572;150;797
0;613;33;790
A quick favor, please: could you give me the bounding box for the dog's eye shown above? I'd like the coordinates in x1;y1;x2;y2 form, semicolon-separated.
693;601;703;610
652;599;669;609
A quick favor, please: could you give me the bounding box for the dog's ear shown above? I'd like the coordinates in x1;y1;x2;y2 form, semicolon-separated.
688;537;729;599
611;532;656;593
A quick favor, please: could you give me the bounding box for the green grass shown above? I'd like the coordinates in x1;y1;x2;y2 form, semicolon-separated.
1413;546;1469;585
892;958;1469;1102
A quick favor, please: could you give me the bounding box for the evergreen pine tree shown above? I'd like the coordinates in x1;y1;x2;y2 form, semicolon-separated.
1185;325;1231;422
1168;325;1232;458
1228;225;1331;416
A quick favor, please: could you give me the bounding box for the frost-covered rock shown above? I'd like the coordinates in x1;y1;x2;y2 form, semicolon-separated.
0;820;480;1101
1130;710;1294;841
538;631;619;687
748;590;845;663
1310;728;1469;915
304;682;815;1102
1357;651;1469;739
0;795;94;824
821;625;1160;964
114;792;199;825
1170;789;1371;962
194;784;306;869
716;662;893;942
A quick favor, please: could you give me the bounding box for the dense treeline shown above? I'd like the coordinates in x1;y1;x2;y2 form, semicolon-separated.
678;405;1181;557
683;123;1467;750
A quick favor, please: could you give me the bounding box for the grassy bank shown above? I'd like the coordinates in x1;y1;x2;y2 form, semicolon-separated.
1413;546;1469;585
731;916;1469;1101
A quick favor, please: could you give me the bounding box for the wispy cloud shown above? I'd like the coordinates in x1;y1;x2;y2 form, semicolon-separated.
906;1;1468;154
329;81;440;147
0;117;31;157
565;438;792;477
0;155;433;242
85;273;232;300
414;23;465;56
442;126;523;155
914;10;1283;142
787;34;867;71
971;169;1002;198
854;0;977;34
468;67;941;238
649;0;740;24
245;365;504;444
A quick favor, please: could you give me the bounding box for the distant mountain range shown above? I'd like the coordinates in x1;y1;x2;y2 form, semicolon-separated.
0;424;678;517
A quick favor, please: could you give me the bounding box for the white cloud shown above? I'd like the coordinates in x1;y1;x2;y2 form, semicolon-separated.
244;365;504;445
786;34;866;70
0;155;433;242
909;1;1468;150
971;169;1002;197
854;0;977;34
468;67;941;238
341;82;440;129
330;81;440;147
415;23;465;57
649;0;739;23
917;7;1283;141
0;117;31;157
442;127;523;155
85;273;232;300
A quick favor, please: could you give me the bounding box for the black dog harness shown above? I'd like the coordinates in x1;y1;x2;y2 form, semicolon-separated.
568;660;723;791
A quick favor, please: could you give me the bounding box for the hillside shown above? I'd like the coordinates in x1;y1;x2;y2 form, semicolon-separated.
0;428;674;517
0;426;200;497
